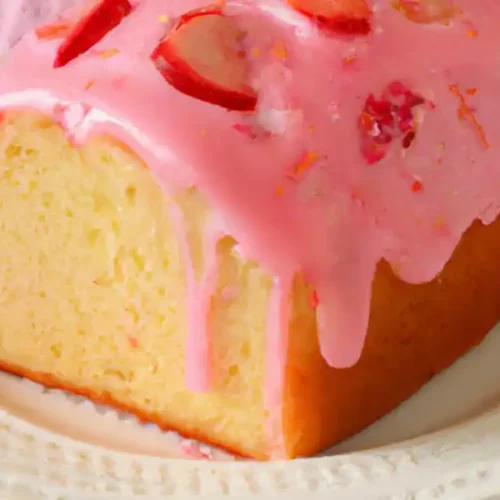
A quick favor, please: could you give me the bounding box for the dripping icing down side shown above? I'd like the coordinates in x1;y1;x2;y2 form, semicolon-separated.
265;275;293;458
1;0;500;381
169;198;224;393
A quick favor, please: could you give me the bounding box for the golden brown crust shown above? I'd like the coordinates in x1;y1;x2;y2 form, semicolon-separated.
283;217;500;458
0;359;250;460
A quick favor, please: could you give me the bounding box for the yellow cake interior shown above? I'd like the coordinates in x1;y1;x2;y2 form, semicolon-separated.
0;110;316;458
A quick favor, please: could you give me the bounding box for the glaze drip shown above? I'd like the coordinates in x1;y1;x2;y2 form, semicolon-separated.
169;199;224;392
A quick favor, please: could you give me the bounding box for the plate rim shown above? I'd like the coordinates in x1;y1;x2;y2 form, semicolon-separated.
2;399;500;499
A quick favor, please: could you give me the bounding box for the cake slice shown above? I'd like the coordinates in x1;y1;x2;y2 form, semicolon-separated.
0;0;499;460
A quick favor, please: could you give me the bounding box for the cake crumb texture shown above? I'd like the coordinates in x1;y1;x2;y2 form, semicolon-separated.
0;110;272;459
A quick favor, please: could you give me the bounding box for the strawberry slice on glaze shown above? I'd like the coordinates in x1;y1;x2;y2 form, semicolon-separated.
36;0;132;68
288;0;372;34
151;6;257;111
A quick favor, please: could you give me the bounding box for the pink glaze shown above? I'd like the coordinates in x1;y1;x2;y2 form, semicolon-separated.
265;275;293;458
169;201;224;392
1;0;500;453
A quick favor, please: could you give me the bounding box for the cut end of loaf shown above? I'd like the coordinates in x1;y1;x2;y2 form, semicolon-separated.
0;110;287;459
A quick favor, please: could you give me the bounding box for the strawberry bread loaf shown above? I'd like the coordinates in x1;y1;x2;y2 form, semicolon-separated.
0;0;499;460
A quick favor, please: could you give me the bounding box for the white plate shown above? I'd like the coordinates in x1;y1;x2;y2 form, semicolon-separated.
1;325;500;499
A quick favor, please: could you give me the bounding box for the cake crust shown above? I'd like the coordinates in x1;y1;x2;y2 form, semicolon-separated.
0;358;249;459
283;218;500;457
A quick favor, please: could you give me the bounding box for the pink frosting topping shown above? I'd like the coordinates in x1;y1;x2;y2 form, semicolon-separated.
0;1;499;416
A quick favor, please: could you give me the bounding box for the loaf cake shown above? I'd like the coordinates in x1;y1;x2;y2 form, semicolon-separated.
0;0;499;460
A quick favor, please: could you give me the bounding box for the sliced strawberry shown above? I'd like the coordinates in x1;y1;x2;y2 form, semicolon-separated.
49;0;132;68
288;0;371;35
151;6;257;111
391;0;459;24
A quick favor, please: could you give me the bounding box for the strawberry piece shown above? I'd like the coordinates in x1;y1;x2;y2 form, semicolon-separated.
391;0;459;24
50;0;132;68
358;81;427;164
151;7;257;111
288;0;371;35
